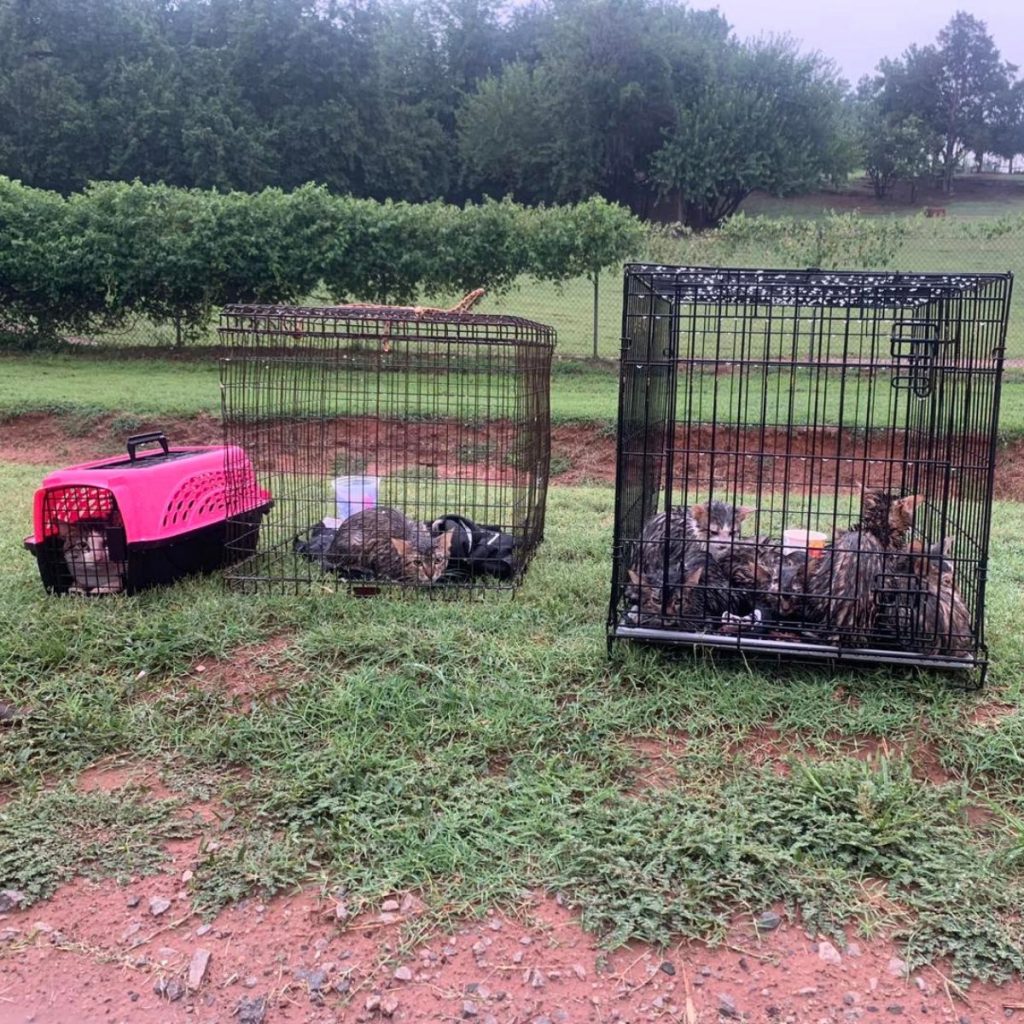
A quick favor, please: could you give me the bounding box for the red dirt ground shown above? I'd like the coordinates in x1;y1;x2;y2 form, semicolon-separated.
5;865;1024;1024
3;412;1024;500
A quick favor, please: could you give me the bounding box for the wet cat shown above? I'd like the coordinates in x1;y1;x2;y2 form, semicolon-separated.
626;500;754;623
889;538;972;656
326;508;453;583
804;490;923;641
57;519;125;595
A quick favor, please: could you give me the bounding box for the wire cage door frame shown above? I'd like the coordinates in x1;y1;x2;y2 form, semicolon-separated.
220;303;554;595
608;265;1012;683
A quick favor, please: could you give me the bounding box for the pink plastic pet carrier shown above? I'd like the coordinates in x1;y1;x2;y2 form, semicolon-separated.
25;432;271;595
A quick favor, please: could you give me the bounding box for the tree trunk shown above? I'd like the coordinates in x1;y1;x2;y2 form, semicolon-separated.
592;272;600;360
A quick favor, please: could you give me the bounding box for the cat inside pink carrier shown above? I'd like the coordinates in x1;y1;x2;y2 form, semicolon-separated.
25;431;271;595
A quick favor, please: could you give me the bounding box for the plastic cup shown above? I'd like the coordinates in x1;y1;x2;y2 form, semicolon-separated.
333;476;379;522
783;528;828;559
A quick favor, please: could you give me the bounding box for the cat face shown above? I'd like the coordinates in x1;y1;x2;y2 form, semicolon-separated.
391;530;453;583
57;520;109;568
690;502;751;550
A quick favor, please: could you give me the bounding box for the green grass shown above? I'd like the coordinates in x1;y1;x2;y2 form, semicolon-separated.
4;456;1024;982
0;353;623;425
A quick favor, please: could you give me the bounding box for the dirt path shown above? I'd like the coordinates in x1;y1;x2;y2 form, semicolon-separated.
2;863;1021;1023
3;412;1024;501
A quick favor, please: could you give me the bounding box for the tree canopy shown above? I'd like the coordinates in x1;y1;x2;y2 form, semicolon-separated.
0;0;1022;224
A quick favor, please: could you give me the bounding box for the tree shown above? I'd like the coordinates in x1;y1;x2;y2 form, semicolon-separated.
651;39;852;229
989;81;1024;173
869;13;1015;193
861;112;933;199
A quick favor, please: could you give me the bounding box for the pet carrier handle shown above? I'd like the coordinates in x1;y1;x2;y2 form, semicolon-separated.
126;432;170;461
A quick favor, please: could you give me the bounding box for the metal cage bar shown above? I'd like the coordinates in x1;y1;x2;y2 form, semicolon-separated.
608;265;1013;684
219;304;555;595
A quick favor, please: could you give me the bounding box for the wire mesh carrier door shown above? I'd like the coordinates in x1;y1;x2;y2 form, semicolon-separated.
219;303;554;595
608;265;1013;683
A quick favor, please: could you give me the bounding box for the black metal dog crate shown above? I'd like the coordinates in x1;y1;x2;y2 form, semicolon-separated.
608;265;1012;682
220;303;554;594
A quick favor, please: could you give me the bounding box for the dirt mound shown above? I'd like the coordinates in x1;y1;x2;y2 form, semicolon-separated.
3;412;1024;501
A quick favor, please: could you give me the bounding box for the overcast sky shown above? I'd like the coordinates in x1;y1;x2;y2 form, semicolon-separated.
703;1;1024;85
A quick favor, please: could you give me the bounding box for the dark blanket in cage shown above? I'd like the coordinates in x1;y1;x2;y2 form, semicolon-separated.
294;513;518;581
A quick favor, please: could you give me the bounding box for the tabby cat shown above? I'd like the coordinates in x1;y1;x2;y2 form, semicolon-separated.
326;507;453;583
896;538;972;656
57;519;125;595
626;500;754;624
804;490;923;641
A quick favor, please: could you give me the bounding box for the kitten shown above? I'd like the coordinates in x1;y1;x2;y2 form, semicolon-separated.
894;538;972;657
57;519;125;595
326;508;453;583
626;501;755;626
805;490;923;641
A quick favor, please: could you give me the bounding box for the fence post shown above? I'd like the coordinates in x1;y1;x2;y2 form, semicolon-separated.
592;271;600;360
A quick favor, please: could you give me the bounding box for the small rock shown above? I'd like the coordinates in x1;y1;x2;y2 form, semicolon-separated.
181;870;193;884
393;965;413;982
718;992;740;1019
488;919;502;931
659;961;676;976
572;963;587;980
196;924;212;937
148;897;171;917
462;1000;479;1018
818;941;842;966
0;890;25;913
756;911;782;932
520;936;532;945
797;987;818;997
843;993;858;1006
187;948;211;990
528;968;546;989
886;1007;904;1016
126;895;141;909
154;977;186;1002
300;968;328;992
120;921;142;944
886;958;907;979
237;996;268;1024
333;977;351;994
914;978;929;994
442;945;458;958
847;942;862;958
365;994;381;1012
400;893;425;916
381;899;401;913
0;927;20;943
381;996;400;1017
244;976;258;988
471;940;488;957
334;901;349;921
512;950;524;964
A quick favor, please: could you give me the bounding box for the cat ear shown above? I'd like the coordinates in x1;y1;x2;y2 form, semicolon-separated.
56;520;70;539
690;504;708;527
933;536;954;558
628;569;642;586
390;537;410;556
438;530;453;555
736;506;753;523
896;494;925;518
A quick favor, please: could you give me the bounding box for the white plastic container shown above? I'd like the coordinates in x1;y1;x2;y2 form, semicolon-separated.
333;475;379;523
782;528;828;558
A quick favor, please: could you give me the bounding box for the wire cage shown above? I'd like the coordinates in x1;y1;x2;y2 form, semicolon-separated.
219;304;554;595
608;265;1013;683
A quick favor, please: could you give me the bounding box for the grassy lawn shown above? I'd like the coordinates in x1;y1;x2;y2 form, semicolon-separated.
3;455;1024;982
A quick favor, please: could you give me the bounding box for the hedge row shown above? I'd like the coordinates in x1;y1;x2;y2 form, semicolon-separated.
0;178;646;347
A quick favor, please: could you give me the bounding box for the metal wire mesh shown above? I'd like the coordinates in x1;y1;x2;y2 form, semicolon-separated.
219;304;554;595
608;265;1013;683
